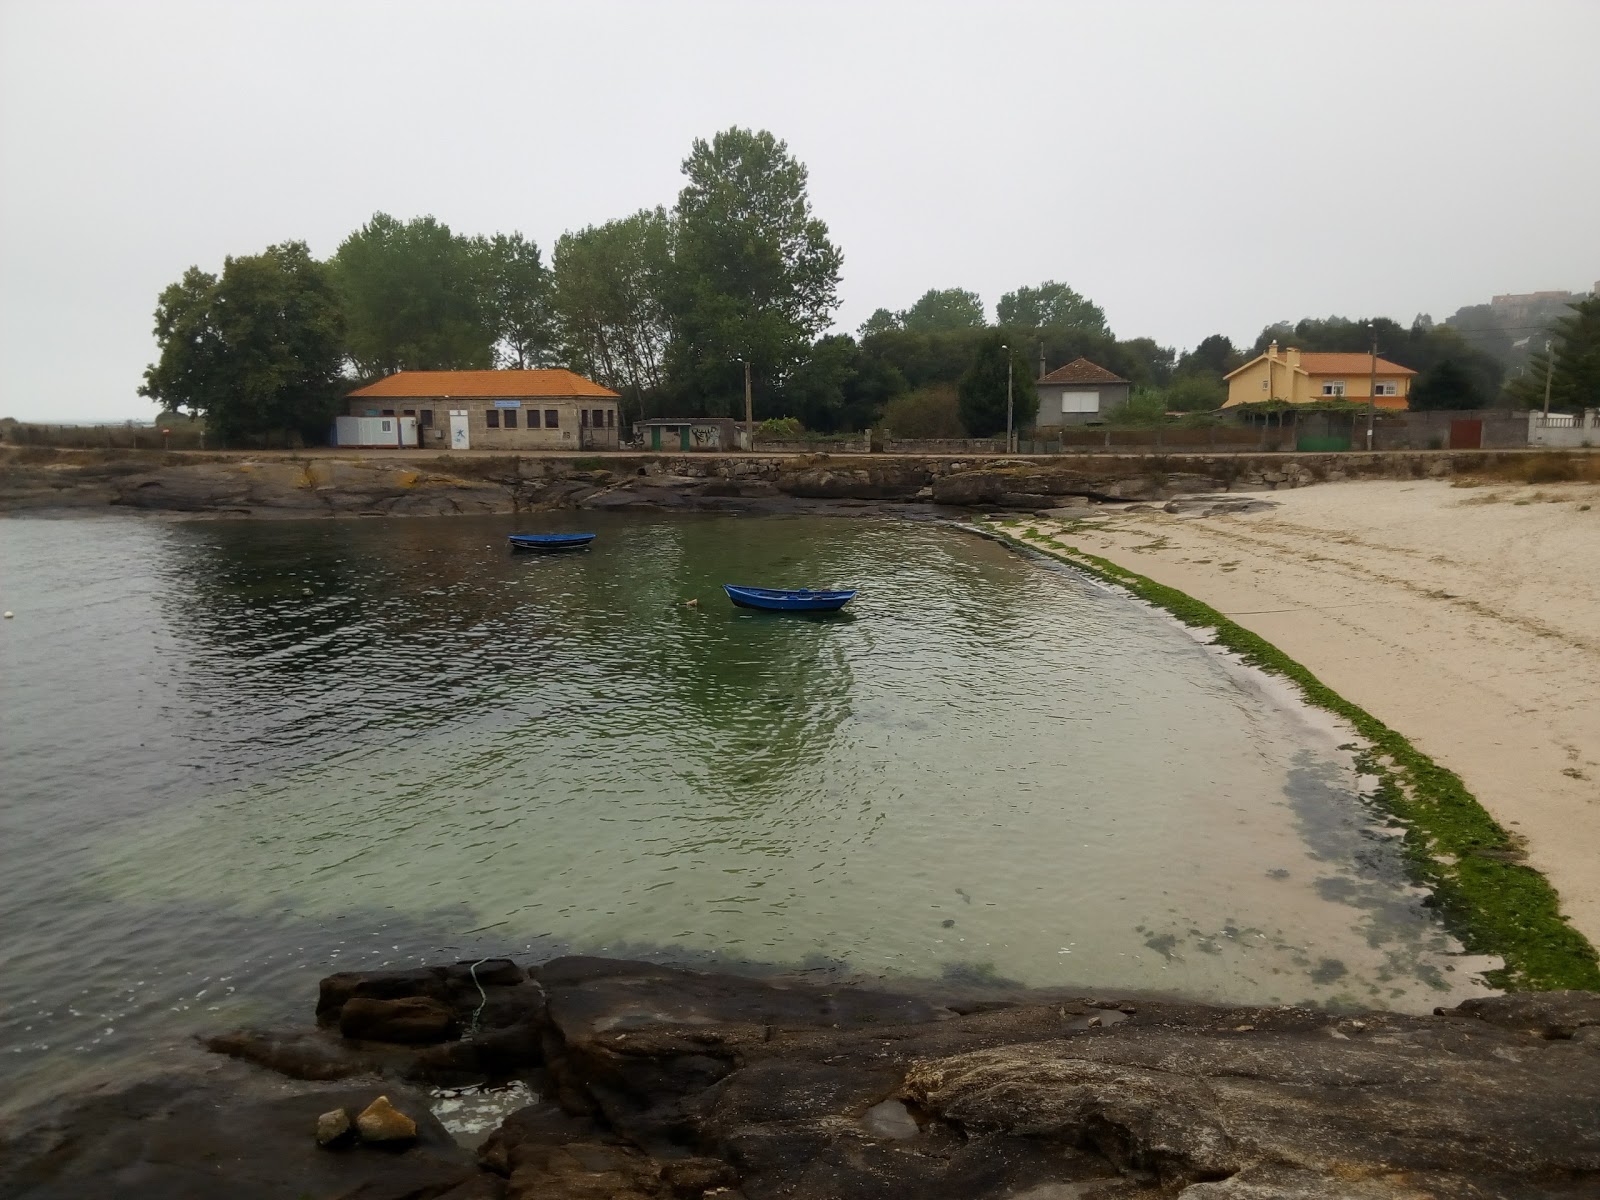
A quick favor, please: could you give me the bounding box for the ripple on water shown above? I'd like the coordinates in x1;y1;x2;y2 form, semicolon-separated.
0;512;1495;1110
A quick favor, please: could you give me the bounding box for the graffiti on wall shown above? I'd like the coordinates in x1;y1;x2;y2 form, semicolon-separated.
690;424;722;449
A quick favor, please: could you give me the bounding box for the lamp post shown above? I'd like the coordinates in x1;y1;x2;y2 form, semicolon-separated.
1542;340;1554;417
735;357;753;450
1365;322;1378;452
1000;343;1014;454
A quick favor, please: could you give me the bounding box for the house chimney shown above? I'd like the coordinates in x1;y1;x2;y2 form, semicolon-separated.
1038;343;1046;380
1268;341;1279;360
1285;347;1301;369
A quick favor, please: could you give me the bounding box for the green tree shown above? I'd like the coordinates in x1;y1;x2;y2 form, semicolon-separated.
1411;359;1486;410
333;212;493;375
997;281;1109;335
1176;333;1241;378
957;335;1039;437
553;207;674;419
898;288;986;332
667;127;843;415
1506;298;1600;410
881;384;965;438
858;307;900;338
478;231;555;368
139;242;344;443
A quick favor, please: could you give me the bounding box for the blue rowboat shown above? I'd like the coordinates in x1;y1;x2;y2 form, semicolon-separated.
723;584;857;612
508;533;596;552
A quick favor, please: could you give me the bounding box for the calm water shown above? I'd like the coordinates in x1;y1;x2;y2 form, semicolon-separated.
0;512;1492;1108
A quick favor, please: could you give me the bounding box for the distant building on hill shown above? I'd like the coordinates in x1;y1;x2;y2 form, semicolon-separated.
1223;343;1416;409
1033;358;1131;426
344;370;620;450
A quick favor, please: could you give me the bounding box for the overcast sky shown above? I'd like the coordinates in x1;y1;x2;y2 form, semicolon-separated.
1;0;1596;422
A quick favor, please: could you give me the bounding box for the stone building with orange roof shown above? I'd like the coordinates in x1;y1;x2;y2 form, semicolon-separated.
345;369;621;450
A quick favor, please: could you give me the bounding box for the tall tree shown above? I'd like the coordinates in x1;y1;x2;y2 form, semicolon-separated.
139;242;344;443
957;335;1039;437
997;281;1109;335
1176;333;1241;378
553;207;674;419
1410;359;1486;410
858;307;900;338
898;288;986;332
333;212;493;375
477;231;555;368
667;127;843;414
1506;296;1600;409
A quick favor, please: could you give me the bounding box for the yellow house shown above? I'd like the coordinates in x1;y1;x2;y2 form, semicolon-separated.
1223;342;1415;410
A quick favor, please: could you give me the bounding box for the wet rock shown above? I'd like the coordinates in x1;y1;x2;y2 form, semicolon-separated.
1454;990;1600;1038
0;1070;475;1200
315;1106;353;1147
356;1094;419;1144
341;996;460;1044
859;1098;919;1139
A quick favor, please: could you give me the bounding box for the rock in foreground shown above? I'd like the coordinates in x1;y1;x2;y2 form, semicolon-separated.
5;957;1600;1199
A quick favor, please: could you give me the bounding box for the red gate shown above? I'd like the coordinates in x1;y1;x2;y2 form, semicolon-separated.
1448;419;1483;449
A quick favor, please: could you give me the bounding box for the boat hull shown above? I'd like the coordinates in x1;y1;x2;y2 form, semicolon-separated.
509;533;596;552
723;584;856;612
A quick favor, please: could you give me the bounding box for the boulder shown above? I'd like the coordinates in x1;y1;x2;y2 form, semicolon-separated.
314;1106;353;1147
356;1094;419;1144
341;996;460;1044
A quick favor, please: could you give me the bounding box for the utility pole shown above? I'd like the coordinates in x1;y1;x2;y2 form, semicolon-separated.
1366;323;1378;452
1542;340;1554;417
736;358;753;450
1001;344;1014;454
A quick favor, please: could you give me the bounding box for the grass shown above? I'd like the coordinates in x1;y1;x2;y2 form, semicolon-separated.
979;518;1600;993
1460;452;1600;486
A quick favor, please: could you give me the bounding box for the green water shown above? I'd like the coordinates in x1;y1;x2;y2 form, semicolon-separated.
0;511;1493;1109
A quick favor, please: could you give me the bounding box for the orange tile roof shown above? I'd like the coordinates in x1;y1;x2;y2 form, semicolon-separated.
1038;357;1129;385
348;370;619;399
1296;353;1417;377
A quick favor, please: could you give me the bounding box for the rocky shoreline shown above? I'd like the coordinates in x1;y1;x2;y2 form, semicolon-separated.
5;956;1599;1199
0;446;1488;519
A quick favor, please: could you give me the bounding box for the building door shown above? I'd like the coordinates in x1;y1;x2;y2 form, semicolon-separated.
1448;419;1483;450
449;409;471;450
679;426;691;451
650;426;661;451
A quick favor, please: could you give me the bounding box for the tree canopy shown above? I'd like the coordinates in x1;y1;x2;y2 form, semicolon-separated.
478;231;555;369
139;242;344;443
898;288;987;332
1505;296;1600;410
666;127;843;416
996;281;1109;336
333;212;494;375
957;335;1039;437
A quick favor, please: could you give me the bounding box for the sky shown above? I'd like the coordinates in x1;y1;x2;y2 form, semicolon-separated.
1;0;1597;422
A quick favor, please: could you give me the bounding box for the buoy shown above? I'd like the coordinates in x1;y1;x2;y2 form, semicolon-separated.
2;611;11;619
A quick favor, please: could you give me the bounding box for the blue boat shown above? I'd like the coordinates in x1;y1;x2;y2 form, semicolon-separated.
723;584;857;612
508;532;596;552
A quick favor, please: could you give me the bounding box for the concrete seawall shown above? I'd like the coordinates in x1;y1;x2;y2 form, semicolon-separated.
0;446;1574;518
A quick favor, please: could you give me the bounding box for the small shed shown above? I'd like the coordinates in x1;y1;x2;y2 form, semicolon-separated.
1034;359;1132;426
634;417;750;451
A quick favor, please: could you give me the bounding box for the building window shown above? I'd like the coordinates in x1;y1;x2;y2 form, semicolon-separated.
486;410;500;428
591;409;604;427
606;409;614;428
503;408;518;428
419;409;433;427
1261;379;1269;391
545;409;559;428
1061;391;1099;413
581;409;590;427
1374;381;1398;396
382;409;396;416
1321;381;1347;397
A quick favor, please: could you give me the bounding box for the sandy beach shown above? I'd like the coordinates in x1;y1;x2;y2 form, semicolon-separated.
1031;477;1600;947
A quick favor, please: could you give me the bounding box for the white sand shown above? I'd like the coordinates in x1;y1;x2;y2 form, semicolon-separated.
1032;478;1600;946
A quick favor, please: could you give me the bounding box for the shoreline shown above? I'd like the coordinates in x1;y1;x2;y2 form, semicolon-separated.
971;486;1600;991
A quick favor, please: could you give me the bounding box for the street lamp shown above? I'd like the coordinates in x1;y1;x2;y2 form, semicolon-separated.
1000;344;1014;454
734;357;753;450
1365;322;1377;452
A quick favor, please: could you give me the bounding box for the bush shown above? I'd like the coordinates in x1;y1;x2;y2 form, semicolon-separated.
757;416;804;438
880;385;966;438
